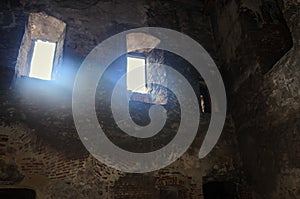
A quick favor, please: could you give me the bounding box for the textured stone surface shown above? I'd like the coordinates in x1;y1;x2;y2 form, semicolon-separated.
16;12;66;78
211;0;293;91
0;0;299;198
210;0;300;198
0;0;245;198
0;115;243;198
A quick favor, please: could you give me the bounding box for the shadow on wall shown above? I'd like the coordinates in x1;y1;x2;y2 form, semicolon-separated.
203;181;239;199
0;188;36;199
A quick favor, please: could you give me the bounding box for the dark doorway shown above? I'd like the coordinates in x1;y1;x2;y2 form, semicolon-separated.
203;182;239;199
0;189;36;199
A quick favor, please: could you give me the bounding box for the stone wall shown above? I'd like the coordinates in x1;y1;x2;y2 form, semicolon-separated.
0;0;247;198
0;0;217;88
210;0;293;91
0;113;244;198
210;0;300;198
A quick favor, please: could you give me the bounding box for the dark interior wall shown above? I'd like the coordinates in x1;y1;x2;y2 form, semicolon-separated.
0;0;218;161
210;0;293;92
210;0;300;198
0;0;246;198
0;109;243;198
1;0;298;198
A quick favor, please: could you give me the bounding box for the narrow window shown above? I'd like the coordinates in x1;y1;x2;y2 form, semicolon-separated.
29;40;56;80
126;56;147;94
15;13;66;81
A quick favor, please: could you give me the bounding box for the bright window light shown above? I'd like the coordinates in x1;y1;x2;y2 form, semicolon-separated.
126;56;147;93
29;40;56;80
